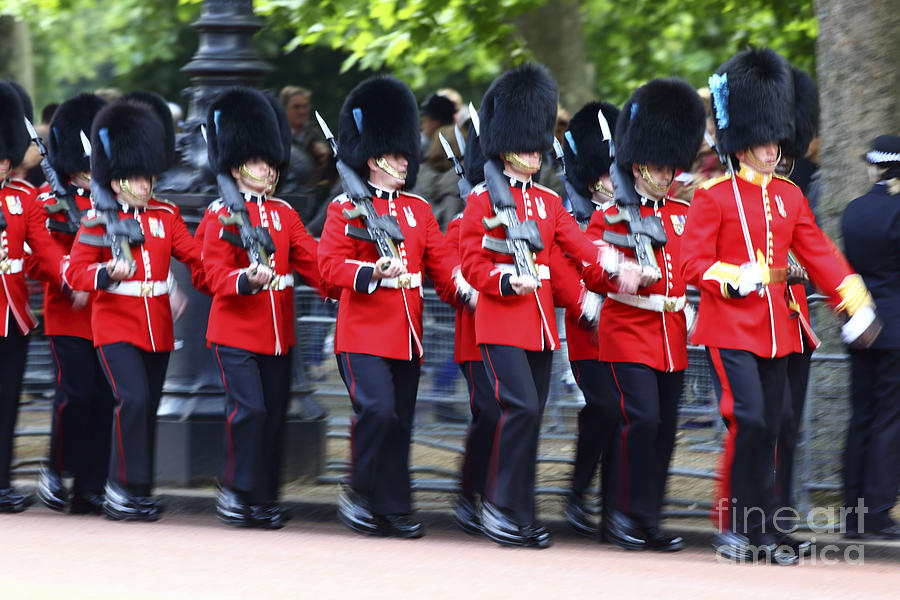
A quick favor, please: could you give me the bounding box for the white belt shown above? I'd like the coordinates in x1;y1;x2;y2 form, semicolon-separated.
608;292;686;313
268;273;294;291
107;279;169;297
380;272;422;289
493;263;551;280
0;258;24;274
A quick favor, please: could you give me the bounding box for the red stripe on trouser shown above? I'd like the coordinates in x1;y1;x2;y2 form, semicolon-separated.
610;364;630;512
215;346;238;486
709;348;737;532
344;354;357;483
48;337;68;472
98;347;127;486
482;348;506;501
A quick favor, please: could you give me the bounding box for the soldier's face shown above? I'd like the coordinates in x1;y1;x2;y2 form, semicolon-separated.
502;152;542;180
738;142;780;174
234;158;278;195
0;158;10;178
368;153;408;190
633;163;674;199
112;175;154;206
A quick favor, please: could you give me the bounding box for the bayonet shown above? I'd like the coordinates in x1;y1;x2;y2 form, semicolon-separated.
439;132;473;202
551;137;596;226
25;117;82;235
454;123;466;158
468;103;480;136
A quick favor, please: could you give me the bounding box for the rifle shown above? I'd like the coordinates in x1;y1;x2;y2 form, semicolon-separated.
76;132;145;270
551;137;596;226
481;158;544;285
315;112;409;287
199;126;276;271
438;131;473;202
596;109;666;281
23;118;82;235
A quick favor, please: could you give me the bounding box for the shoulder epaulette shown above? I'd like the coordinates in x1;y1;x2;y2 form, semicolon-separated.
206;198;225;212
6;179;36;195
331;193;350;204
152;197;176;207
470;182;488;196
532;182;561;198
667;195;691;207
268;197;293;209
402;191;430;205
698;174;731;190
773;174;801;190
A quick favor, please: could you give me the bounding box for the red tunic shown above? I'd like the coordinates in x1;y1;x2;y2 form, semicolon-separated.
318;188;455;361
680;166;852;357
582;197;690;372
445;216;480;363
548;246;599;362
459;179;602;351
65;197;202;352
200;194;323;356
32;183;96;339
1;179;64;336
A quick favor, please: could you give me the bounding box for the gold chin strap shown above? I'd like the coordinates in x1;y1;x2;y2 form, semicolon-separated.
239;162;278;194
375;156;404;180
638;164;673;196
745;146;782;172
76;171;91;182
503;152;541;171
119;178;154;204
593;180;614;199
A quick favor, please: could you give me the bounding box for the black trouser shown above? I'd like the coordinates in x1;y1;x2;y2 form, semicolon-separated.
481;344;553;527
458;359;500;500
48;335;115;494
775;346;812;510
607;362;683;528
338;352;421;516
707;347;787;542
97;343;170;496
845;348;900;530
0;318;28;489
570;359;620;521
213;344;291;505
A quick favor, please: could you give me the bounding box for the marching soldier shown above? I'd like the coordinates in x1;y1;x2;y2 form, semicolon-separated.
458;64;632;548
65;97;203;521
0;81;66;513
32;93;115;515
681;48;879;563
554;101;622;538
318;76;455;538
200;87;323;529
581;79;706;552
840;134;900;540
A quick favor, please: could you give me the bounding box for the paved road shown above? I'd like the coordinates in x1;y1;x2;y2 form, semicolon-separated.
2;496;898;600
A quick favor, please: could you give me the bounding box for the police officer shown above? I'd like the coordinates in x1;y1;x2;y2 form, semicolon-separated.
65;97;203;521
0;81;65;513
554;101;622;538
458;64;630;548
681;48;879;563
840;134;900;540
33;93;115;515
318;76;455;539
581;79;705;552
200;87;323;529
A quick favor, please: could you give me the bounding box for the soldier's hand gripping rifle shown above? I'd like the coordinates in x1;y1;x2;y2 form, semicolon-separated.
315;112;409;287
76;132;145;270
551;137;596;226
597;109;666;283
24;118;82;235
481;158;544;286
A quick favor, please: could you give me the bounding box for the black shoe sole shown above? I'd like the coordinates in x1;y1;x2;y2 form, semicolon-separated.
606;530;649;551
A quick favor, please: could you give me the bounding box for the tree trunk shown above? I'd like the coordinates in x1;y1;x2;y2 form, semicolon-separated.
814;0;900;350
516;0;594;114
0;16;34;95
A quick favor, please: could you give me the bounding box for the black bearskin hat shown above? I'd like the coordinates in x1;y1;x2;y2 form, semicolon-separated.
616;78;706;172
207;86;291;175
479;63;558;159
783;67;819;159
338;76;420;189
563;101;620;197
421;94;455;125
123;91;176;169
6;80;33;123
90;101;168;188
0;82;30;165
709;47;795;157
463;120;485;186
48;93;108;176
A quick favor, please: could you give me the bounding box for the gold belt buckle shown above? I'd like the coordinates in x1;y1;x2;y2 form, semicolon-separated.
269;276;281;291
399;274;412;289
0;259;10;274
663;298;676;312
140;281;154;296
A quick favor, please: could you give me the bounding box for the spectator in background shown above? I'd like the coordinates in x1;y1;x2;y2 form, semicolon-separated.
412;124;465;231
93;88;122;103
278;86;331;220
419;93;456;157
436;87;463;123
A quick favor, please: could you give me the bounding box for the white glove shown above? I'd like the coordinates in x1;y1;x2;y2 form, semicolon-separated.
735;261;765;297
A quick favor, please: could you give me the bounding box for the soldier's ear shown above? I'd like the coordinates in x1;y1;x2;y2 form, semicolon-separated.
366;156;379;172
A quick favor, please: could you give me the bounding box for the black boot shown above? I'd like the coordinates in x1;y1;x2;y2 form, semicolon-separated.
0;487;32;513
37;466;68;512
564;493;598;537
70;491;105;515
103;483;160;522
605;511;649;551
216;486;252;527
452;495;482;536
337;483;379;536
